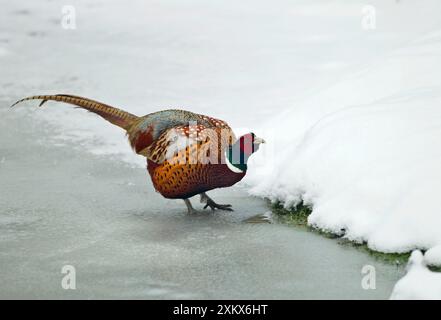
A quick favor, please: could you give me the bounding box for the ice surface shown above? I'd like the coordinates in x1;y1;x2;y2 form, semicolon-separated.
0;107;403;299
2;0;441;298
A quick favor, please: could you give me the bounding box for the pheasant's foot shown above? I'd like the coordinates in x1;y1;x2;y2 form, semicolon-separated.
200;192;233;211
204;200;233;211
184;199;197;214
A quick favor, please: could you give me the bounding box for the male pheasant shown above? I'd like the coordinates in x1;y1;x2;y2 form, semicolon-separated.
11;94;265;213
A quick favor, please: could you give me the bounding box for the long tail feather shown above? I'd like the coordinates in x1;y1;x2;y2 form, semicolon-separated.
11;94;139;130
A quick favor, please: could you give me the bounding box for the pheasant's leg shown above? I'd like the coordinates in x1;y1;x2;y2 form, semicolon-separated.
200;192;233;211
184;199;197;214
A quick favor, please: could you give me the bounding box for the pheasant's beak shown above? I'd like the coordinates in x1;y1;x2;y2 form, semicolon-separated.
254;137;266;145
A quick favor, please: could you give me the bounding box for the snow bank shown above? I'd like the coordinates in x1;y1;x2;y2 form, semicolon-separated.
247;27;441;297
390;251;441;300
425;245;441;267
249;29;441;254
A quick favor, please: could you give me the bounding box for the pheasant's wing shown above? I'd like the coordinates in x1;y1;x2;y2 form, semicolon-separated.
130;110;236;164
195;114;237;159
146;123;236;164
146;123;208;163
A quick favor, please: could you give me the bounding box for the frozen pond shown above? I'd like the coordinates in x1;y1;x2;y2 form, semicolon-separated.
2;0;427;299
0;108;403;299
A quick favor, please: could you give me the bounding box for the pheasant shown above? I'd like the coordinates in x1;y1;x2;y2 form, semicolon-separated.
11;94;265;213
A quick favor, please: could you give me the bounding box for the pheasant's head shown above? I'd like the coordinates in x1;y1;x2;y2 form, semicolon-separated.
226;132;265;172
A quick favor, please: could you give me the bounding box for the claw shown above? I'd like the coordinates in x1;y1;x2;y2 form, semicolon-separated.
199;192;234;211
203;198;234;211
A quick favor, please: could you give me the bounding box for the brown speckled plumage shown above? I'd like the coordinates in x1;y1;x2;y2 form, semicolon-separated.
133;109;246;199
147;144;245;199
11;95;259;210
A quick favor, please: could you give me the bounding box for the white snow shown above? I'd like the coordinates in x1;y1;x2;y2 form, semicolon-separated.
244;1;441;298
249;47;441;253
390;251;441;300
248;6;441;255
2;0;441;299
241;0;441;299
425;245;441;267
249;8;441;299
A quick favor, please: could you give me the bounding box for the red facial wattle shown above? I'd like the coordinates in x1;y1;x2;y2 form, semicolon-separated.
239;133;255;155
